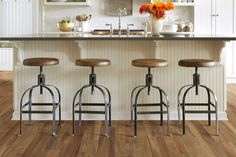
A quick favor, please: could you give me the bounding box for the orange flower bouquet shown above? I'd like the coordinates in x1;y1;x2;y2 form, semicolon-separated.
139;0;174;35
139;0;174;19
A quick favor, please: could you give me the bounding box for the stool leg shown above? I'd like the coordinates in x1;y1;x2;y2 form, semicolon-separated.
20;100;23;136
27;86;39;126
167;105;170;136
59;104;61;126
134;86;147;137
134;99;137;137
182;86;195;135
78;85;91;126
19;85;39;136
95;85;109;137
152;86;170;135
72;100;75;136
78;85;91;127
182;103;186;135
72;90;81;136
177;103;181;124
27;88;35;126
78;90;84;127
207;89;211;126
130;85;145;126
215;100;219;136
48;85;62;126
43;86;57;136
72;85;90;135
177;85;193;124
98;85;112;127
200;85;219;136
159;90;163;126
109;103;111;127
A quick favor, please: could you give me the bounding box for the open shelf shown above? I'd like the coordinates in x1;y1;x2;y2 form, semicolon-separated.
173;2;195;7
150;1;195;7
43;0;90;6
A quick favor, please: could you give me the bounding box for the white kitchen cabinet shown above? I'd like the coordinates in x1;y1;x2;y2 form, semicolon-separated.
195;0;233;35
43;0;90;6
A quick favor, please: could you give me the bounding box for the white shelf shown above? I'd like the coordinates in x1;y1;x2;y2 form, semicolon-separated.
43;1;90;6
149;1;195;7
173;2;195;7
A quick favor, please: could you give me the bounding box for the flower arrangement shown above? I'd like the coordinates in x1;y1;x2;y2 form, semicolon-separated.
139;0;174;19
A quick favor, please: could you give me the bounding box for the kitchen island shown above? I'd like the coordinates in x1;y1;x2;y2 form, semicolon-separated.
1;33;236;120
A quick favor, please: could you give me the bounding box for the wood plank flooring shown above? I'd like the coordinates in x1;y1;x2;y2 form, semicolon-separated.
1;72;236;157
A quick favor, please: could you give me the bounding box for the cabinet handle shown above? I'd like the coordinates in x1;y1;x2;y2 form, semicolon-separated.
212;14;219;17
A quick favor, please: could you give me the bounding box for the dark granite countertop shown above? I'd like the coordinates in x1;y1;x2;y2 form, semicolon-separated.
0;33;236;41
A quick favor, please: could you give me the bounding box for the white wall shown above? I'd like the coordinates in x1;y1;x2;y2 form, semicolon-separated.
0;0;33;36
0;0;35;71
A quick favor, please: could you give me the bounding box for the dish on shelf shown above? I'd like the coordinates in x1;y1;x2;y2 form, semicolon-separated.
162;24;178;32
160;31;194;35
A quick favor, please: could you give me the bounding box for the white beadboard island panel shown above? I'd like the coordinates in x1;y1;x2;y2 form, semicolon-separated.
0;48;13;71
12;40;227;120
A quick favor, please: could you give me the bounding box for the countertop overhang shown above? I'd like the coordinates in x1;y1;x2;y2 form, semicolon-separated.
0;33;236;41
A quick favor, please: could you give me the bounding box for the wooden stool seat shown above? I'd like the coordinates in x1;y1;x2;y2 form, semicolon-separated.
178;59;216;67
132;59;168;68
75;59;111;67
23;58;59;66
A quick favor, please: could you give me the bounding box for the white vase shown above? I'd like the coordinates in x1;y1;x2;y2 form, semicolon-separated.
78;21;89;32
152;18;163;35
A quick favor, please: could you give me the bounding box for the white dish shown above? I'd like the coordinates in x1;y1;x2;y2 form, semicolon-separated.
162;24;178;32
160;32;194;35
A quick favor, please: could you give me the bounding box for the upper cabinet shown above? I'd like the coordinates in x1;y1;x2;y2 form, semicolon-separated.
194;0;233;35
43;0;90;6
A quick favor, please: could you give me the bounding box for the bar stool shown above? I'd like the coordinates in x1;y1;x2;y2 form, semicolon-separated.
72;59;111;137
130;59;170;137
177;59;219;135
19;58;61;136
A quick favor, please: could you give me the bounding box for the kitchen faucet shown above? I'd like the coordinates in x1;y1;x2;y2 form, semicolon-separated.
118;8;127;36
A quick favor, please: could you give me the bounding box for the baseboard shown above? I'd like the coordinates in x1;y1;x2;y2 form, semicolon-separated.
12;111;228;121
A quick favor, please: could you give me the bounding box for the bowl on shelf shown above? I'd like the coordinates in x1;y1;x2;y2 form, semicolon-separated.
162;24;178;32
57;22;74;32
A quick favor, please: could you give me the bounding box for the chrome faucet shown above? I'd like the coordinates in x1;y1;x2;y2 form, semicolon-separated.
127;24;134;36
105;24;113;36
118;8;127;36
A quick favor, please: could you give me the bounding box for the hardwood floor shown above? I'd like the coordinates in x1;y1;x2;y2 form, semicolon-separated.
1;72;236;157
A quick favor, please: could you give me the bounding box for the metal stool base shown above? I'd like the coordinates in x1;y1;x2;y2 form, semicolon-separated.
19;66;61;136
72;67;111;137
177;67;219;136
130;68;170;137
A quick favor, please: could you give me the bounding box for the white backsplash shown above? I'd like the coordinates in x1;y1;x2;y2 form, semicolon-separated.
42;0;194;32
